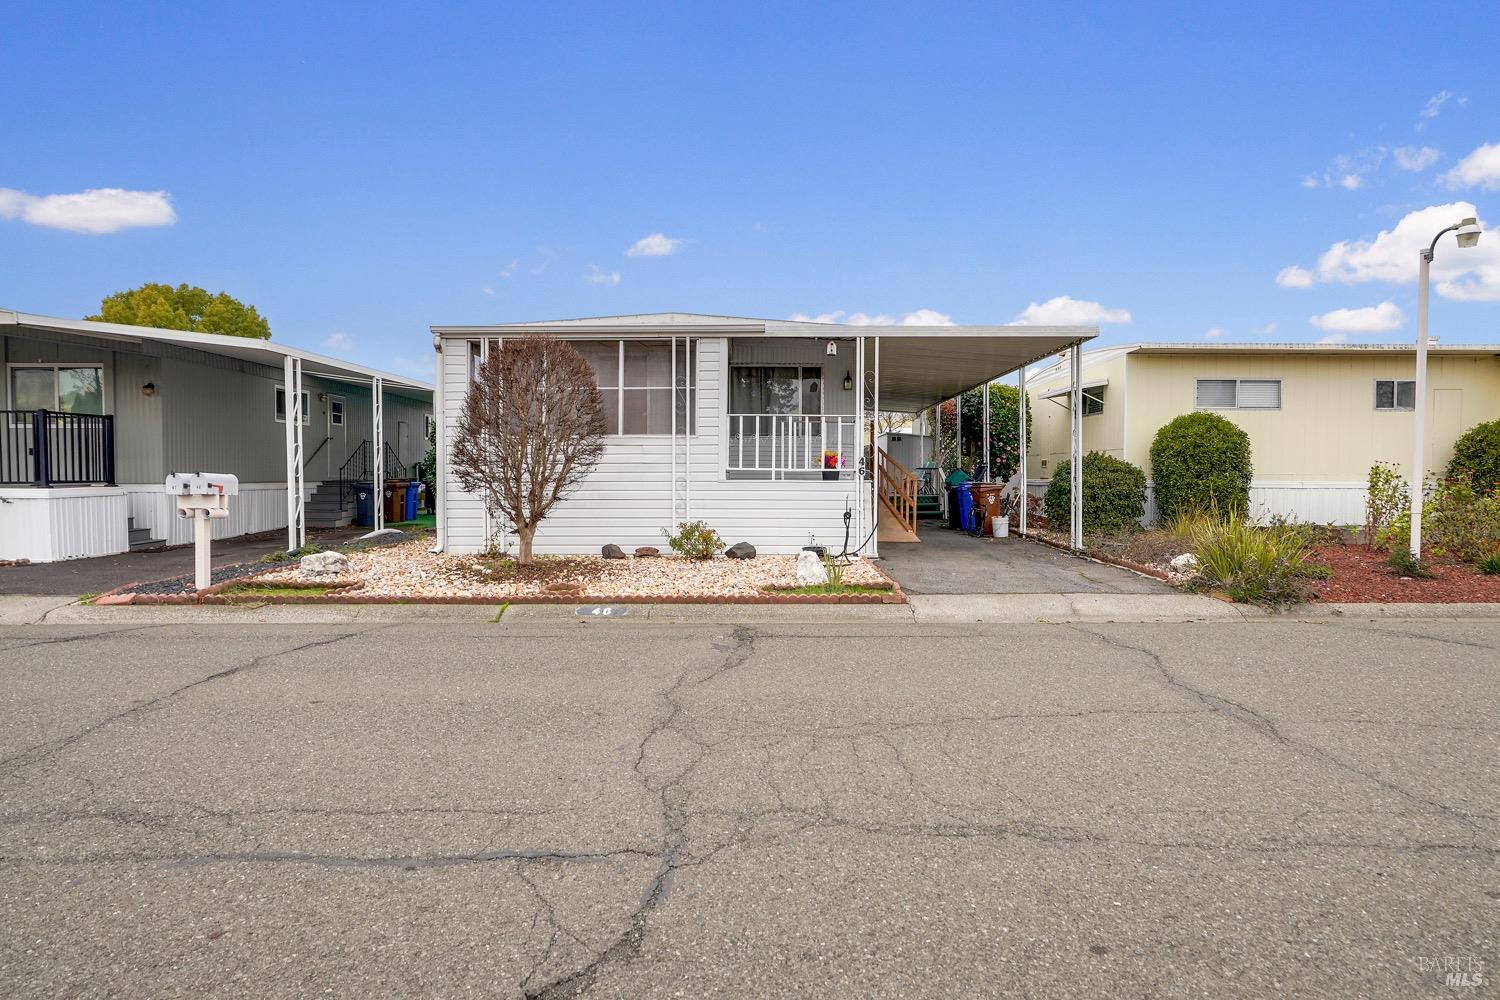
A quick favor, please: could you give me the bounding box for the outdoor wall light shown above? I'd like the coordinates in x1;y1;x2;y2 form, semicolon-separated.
843;372;854;391
142;382;156;397
825;341;838;356
318;392;328;402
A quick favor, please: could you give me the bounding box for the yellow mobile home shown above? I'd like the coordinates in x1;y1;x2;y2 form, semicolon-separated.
1024;343;1500;524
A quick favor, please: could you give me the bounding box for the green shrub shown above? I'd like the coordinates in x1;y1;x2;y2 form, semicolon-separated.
1424;479;1500;564
1365;462;1409;549
1149;412;1252;521
662;520;724;559
1478;552;1500;575
1386;547;1435;578
1446;419;1500;492
1189;513;1314;607
1044;451;1148;534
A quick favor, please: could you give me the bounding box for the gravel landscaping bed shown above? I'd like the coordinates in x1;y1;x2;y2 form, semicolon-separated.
237;540;896;601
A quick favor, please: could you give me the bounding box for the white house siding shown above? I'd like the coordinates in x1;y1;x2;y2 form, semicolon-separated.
441;336;874;555
123;482;306;544
0;487;129;562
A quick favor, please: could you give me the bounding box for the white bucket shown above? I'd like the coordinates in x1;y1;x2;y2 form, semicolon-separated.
993;515;1010;538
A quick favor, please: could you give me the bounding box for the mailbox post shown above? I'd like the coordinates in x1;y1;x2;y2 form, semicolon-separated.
166;473;239;591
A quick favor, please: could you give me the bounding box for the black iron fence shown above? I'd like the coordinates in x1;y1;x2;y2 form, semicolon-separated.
1;410;116;487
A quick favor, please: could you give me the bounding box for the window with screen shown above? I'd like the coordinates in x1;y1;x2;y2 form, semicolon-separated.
8;366;105;414
275;386;311;424
1196;378;1280;410
1374;379;1416;411
568;340;694;435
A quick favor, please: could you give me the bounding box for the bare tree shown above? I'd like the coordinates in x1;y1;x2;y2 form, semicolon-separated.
450;337;607;563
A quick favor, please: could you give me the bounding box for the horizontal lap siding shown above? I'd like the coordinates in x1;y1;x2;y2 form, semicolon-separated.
441;336;871;555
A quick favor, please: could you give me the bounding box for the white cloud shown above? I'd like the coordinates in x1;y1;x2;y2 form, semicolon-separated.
625;232;683;257
1203;328;1227;340
0;186;176;234
1288;201;1500;301
1257;322;1279;336
1316;333;1347;344
1393;146;1441;172
321;331;354;353
498;259;518;277
587;264;621;286
788;309;956;326
1309;301;1405;334
1012;296;1131;326
1441;142;1500;191
1417;90;1464;129
482;286;495;296
1275;265;1315;288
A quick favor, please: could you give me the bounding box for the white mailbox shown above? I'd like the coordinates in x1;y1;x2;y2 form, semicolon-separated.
165;473;240;590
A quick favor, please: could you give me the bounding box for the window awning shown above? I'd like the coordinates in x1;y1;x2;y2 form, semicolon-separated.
1039;378;1108;401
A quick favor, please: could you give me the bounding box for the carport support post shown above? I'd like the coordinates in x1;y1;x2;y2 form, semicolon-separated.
1017;365;1027;535
1069;346;1083;550
871;336;880;558
283;355;305;552
373;376;384;532
982;379;991;481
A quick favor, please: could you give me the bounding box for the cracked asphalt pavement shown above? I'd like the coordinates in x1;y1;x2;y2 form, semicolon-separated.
1;618;1496;998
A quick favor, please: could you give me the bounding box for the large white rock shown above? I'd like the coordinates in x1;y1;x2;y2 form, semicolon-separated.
795;549;829;586
1169;552;1200;572
300;550;352;577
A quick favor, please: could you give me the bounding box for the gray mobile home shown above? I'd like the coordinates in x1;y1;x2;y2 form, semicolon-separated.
1;309;432;563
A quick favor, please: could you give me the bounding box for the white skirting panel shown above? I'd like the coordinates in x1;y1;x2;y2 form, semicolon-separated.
0;487;129;562
124;482;309;545
1029;479;1368;529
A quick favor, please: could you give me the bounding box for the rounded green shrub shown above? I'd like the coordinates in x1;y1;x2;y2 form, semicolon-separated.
1044;451;1148;534
1149;412;1252;521
1446;419;1500;492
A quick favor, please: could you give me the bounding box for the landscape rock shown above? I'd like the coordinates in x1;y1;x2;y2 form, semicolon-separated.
300;551;352;577
725;541;756;560
602;544;626;559
634;546;660;558
795;549;828;586
1169;553;1200;572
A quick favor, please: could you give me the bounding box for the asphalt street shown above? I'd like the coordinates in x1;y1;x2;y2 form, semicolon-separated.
1;618;1495;998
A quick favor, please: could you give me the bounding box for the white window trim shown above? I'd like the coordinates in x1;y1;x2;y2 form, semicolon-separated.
328;393;346;427
275;385;311;425
1195;377;1282;410
7;363;108;413
1373;378;1416;412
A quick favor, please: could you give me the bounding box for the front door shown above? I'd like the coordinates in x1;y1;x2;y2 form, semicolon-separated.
397;420;409;471
327;394;346;479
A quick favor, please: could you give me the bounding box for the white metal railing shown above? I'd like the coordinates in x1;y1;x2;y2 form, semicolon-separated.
727;414;857;478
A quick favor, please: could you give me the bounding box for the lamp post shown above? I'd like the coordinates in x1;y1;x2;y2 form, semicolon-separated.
1410;216;1481;559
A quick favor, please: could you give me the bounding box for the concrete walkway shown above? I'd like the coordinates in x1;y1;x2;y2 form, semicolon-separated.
878;521;1172;595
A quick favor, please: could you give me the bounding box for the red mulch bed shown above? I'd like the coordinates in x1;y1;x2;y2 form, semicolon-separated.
1311;544;1500;603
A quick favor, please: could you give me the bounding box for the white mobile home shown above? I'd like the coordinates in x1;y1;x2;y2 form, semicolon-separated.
431;313;1094;556
1;309;432;563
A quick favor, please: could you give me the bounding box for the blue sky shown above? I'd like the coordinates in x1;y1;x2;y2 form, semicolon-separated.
3;2;1498;380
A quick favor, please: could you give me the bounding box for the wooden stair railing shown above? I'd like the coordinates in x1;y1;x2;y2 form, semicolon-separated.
876;446;919;536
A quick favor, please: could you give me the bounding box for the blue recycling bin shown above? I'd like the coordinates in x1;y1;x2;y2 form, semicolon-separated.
404;481;420;520
354;487;373;527
951;483;976;532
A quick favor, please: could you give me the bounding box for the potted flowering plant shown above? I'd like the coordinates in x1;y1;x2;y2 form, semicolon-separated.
822;450;841;481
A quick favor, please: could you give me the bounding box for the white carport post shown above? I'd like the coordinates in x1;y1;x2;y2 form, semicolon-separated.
432;338;446;551
854;336;865;551
373;376;384;532
981;379;991;481
283;355;305;552
870;336;880;558
1017;364;1028;535
1069;346;1083;550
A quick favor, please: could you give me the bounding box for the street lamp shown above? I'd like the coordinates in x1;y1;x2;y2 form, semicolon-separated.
1410;216;1481;559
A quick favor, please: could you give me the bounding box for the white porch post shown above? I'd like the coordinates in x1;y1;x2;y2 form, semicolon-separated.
1069;346;1083;550
670;334;678;530
955;391;962;472
373;376;384;532
982;379;991;481
871;336;880;558
433;337;446;551
1017;365;1028;535
854;337;865;550
283;355;304;552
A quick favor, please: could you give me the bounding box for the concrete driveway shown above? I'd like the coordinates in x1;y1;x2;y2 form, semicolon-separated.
1;616;1493;997
0;528;365;596
879;521;1172;595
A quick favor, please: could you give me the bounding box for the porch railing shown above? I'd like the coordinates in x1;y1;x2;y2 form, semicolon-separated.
337;440;409;502
726;414;858;478
1;410;115;487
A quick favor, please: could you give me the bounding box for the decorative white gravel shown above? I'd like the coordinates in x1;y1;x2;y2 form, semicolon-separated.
250;539;893;599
